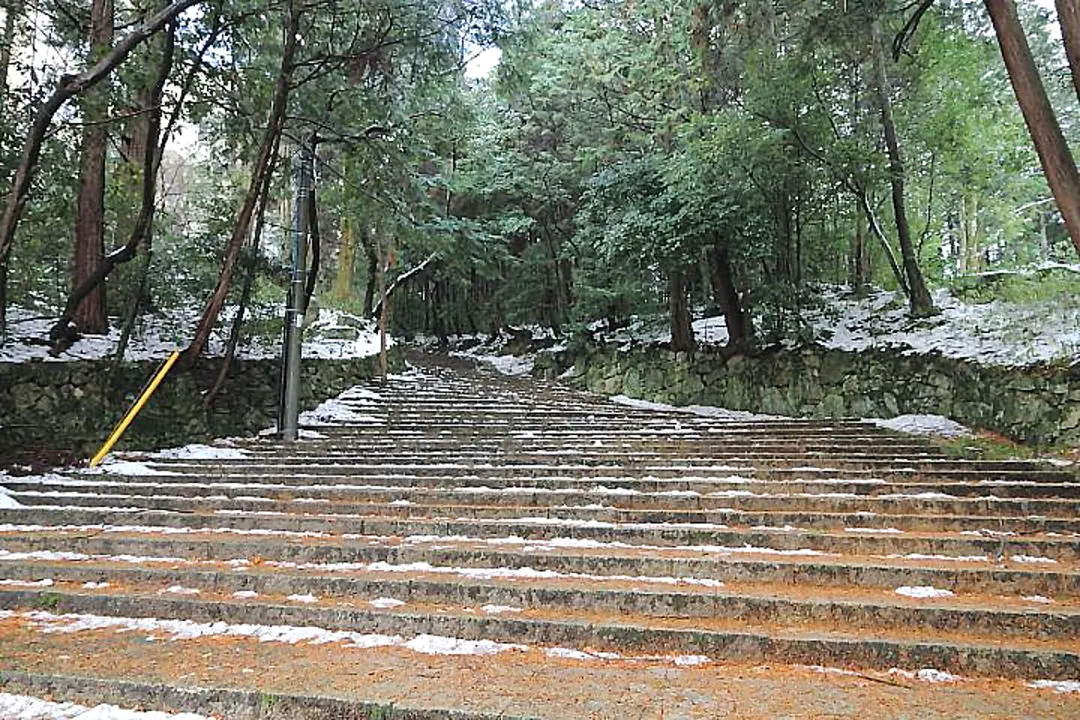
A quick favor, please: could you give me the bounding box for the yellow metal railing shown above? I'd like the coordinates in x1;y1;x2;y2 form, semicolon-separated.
89;350;181;467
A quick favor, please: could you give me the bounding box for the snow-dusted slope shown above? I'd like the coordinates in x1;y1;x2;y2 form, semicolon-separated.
0;307;387;363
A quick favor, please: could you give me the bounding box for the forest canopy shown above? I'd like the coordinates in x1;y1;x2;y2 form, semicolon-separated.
0;0;1077;359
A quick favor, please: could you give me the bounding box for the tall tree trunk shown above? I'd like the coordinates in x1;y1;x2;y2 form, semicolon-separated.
362;226;377;316
870;21;935;317
72;0;114;334
986;0;1080;257
668;269;694;352
48;20;175;349
0;3;16;106
1057;0;1080;103
961;192;981;273
0;0;202;337
180;0;298;366
850;208;869;296
707;243;751;345
332;216;356;300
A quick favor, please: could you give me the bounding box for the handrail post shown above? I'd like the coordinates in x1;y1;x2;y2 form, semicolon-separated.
89;350;180;467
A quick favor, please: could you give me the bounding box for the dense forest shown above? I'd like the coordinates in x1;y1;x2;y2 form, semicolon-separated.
0;0;1078;362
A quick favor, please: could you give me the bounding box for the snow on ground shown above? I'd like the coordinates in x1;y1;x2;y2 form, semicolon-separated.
610;391;976;439
589;284;1080;367
610;394;779;422
449;347;536;376
870;415;972;438
11;609;703;665
0;480;23;509
895;586;955;599
815;287;1080;366
298;393;384;426
369;597;406;609
0;306;385;364
1028;680;1080;693
0;692;218;720
147;443;250;460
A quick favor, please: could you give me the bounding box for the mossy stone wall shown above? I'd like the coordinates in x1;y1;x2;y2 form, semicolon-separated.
0;351;401;456
538;345;1080;446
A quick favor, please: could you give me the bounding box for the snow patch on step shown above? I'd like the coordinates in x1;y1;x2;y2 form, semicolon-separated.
286;593;319;603
0;480;23;509
0;691;217;719
232;590;258;599
159;585;199;596
1011;555;1057;564
149;443;251;460
895;586;954;599
0;549;188;565
481;604;523;614
339;387;383;401
869;414;972;438
0;523;330;539
81;461;180;476
403;633;527;655
1022;595;1054;604
609;395;780;422
299;397;384;426
0;578;53;588
18;609;530;658
885;553;989;563
369;597;405;609
889;668;962;683
1028;680;1080;693
81;582;109;590
845;527;903;534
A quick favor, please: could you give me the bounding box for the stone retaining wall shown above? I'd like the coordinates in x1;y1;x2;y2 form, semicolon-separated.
0;351;401;456
538;345;1080;446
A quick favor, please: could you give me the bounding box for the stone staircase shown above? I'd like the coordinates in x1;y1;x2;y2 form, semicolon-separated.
0;358;1078;718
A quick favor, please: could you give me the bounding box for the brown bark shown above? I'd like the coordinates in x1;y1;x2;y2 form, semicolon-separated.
1057;0;1080;103
707;244;751;345
668;269;695;352
51;19;175;350
0;0;202;336
332;216;356;300
870;21;935;317
0;3;16;102
850;208;869;296
72;0;114;335
180;1;299;366
986;0;1080;257
362;227;377;316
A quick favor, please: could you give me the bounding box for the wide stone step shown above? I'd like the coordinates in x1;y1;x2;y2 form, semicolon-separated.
1;586;1078;680
3;506;1077;560
17;474;1080;506
2;531;1077;596
10;482;1080;517
8;491;1080;535
123;461;1078;483
3;557;1077;639
4;651;1076;719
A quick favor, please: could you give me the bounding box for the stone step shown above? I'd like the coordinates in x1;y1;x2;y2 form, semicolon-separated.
8;491;1080;535
122;461;1078;483
2;557;1077;639
3;507;1077;560
238;446;954;459
3;653;1076;719
2;530;1076;596
10;483;1080;517
21;472;1078;500
1;586;1078;681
